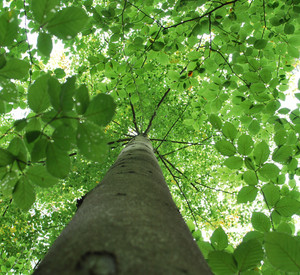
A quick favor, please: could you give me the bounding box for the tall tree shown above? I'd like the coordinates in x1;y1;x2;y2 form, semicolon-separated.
0;0;300;274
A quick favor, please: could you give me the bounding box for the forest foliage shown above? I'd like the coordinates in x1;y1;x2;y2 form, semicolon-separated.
0;0;300;274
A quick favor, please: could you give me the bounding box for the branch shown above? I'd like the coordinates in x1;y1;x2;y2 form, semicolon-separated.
165;0;238;29
155;103;189;151
128;93;140;134
143;88;171;135
159;153;214;228
162;155;234;195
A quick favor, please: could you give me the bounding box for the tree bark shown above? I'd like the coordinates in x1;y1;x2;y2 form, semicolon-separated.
34;135;212;275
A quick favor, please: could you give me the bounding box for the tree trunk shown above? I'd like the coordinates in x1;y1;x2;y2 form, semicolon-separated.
34;135;212;275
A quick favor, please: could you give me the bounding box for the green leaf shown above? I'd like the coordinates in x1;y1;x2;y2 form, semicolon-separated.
274;129;287;146
224;156;243;169
222;122;237;141
187;51;201;61
13;178;36;211
31;137;48;162
26;166;58;188
284;24;295;35
75;85;90;115
48;76;61;110
208;251;237;275
248;120;260;135
243;170;258;186
215;140;236;156
210;227;228;250
251;212;271;232
237;134;253;156
233;239;263;272
31;0;59;24
85;94;116;126
8;137;27;170
0;148;15;167
46;7;89;40
237;186;258;203
52;125;76;151
0;11;18;46
254;39;267;49
259;163;280;180
209;114;222;130
60;76;76;112
28;74;50;113
288;45;299;58
37;32;53;57
272;145;293;164
253;141;270;166
0;59;30;80
152;41;165;51
46;143;70;179
76;121;108;162
264;232;300;272
275;197;300;217
262;183;280;207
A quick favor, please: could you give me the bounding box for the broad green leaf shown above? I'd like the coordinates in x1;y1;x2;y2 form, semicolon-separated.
28;75;50;113
253;141;270;166
237;134;253;156
259;163;280;180
0;59;30;80
272;145;293;164
13;178;36;211
25;131;41;144
76;121;108;162
254;39;267;49
187;51;201;61
208;251;237;275
264;232;300;272
31;137;48;162
8;137;27;170
0;148;15;167
274;129;287;146
243;231;264;243
215;140;236;156
85;94;116;126
275;197;300;217
284;24;295;35
152;41;165;51
37;32;52;57
75;85;90;115
244;157;256;171
243;170;258;186
222;122;237;141
0;11;18;46
31;0;59;24
237;186;258;203
46;143;70;179
233;239;263;272
251;212;271;232
262;184;280;207
60;77;76;112
288;45;299;58
224;156;243;169
248;120;260;135
26;166;58;188
46;7;89;40
209;114;222;130
52;125;76;151
210;227;228;250
48;76;61;110
197;241;214;258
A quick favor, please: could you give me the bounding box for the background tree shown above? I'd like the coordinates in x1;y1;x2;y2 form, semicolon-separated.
0;0;300;274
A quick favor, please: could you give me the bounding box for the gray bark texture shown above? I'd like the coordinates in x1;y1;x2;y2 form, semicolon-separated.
34;135;212;275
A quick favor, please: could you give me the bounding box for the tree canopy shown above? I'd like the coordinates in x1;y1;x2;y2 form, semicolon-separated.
0;0;300;274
